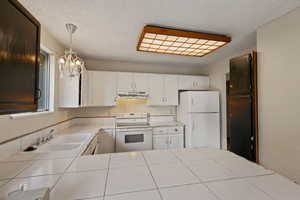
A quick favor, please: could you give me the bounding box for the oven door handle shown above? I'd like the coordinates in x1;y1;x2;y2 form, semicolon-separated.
117;129;152;133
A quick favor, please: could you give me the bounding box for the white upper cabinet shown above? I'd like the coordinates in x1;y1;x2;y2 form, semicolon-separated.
178;75;209;90
148;74;178;106
148;74;164;105
164;75;179;105
60;69;209;108
59;68;87;108
117;72;133;92
117;72;148;93
87;71;117;107
133;73;149;92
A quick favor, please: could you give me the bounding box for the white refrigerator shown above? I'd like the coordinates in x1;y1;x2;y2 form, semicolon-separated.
177;91;220;149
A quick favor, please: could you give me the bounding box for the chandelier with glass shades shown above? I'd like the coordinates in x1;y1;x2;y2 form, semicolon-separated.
59;23;85;78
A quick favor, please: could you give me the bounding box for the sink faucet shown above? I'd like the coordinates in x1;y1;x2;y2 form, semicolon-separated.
45;129;54;142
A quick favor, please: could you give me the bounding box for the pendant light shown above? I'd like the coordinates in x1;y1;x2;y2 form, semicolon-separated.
59;23;85;78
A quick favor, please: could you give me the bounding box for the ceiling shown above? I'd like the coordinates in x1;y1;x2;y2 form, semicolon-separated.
20;0;300;67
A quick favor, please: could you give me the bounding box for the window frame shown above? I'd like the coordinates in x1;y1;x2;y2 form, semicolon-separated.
37;49;51;112
1;45;56;120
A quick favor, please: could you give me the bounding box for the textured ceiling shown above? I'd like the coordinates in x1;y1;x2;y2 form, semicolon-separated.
19;0;300;67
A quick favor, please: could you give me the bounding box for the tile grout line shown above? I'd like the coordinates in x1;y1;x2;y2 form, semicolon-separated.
103;153;112;199
170;150;203;183
141;152;164;200
3;160;36;183
170;150;277;200
171;150;275;183
104;188;160;198
243;177;277;200
170;150;226;200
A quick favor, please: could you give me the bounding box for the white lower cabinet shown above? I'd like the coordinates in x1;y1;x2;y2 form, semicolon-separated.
168;134;184;149
153;135;169;149
153;126;184;150
97;129;115;154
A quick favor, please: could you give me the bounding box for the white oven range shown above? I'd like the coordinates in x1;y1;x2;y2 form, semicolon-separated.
115;113;153;152
116;127;152;152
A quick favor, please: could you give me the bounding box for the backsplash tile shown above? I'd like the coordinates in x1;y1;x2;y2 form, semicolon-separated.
0;119;72;153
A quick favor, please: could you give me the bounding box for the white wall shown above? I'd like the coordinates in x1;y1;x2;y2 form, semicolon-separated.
201;48;256;149
0;26;73;143
85;59;207;75
257;7;300;183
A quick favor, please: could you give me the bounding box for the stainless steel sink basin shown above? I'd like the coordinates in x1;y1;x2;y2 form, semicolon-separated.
51;134;90;144
38;143;81;152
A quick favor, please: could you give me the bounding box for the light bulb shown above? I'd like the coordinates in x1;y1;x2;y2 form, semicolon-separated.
59;58;65;64
75;60;81;65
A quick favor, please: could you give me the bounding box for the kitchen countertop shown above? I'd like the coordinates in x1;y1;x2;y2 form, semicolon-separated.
0;146;300;199
150;121;184;127
0;124;300;200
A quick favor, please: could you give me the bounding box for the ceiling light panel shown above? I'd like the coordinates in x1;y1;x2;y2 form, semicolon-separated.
137;25;231;57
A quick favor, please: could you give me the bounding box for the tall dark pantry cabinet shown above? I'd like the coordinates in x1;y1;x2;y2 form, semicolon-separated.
227;52;258;163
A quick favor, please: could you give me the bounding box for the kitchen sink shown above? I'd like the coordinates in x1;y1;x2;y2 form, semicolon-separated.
38;143;82;152
51;134;90;144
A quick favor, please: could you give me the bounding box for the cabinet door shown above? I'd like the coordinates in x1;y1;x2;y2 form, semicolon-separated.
117;72;134;92
88;71;117;107
169;134;184;149
59;75;80;107
153;135;169;150
98;130;115;154
194;76;209;90
178;75;195;90
148;74;164;106
164;75;179;106
179;75;209;90
80;68;89;107
133;73;149;92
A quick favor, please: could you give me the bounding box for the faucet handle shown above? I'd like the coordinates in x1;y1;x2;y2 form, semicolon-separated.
36;137;41;146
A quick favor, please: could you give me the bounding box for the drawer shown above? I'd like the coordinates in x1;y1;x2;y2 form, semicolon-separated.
153;127;169;135
168;126;184;134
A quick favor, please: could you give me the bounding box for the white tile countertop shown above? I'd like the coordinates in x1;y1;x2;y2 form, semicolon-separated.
0;147;299;200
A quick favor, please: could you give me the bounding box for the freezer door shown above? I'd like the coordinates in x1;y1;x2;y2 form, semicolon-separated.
189;91;219;113
189;113;220;148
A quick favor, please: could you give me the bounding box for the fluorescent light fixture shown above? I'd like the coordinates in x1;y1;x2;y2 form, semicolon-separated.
137;25;231;57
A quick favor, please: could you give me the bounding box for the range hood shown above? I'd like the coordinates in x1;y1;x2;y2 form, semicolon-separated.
117;91;149;99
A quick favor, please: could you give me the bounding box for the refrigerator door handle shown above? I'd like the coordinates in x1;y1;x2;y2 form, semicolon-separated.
192;120;195;131
191;98;194;105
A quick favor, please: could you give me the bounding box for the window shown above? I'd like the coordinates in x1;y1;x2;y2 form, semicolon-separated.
37;50;50;112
